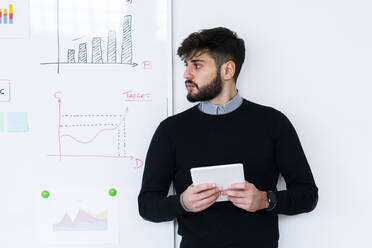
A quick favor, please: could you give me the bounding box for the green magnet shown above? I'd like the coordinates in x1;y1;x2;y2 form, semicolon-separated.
41;190;50;199
109;188;117;197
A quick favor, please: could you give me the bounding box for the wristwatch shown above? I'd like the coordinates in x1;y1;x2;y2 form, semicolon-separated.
265;190;277;211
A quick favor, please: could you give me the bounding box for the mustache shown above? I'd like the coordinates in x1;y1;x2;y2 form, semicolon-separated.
185;80;199;89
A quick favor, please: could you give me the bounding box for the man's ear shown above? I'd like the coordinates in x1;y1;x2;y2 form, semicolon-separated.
220;61;236;81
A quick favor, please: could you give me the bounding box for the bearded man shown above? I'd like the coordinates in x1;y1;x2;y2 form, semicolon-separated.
138;27;318;248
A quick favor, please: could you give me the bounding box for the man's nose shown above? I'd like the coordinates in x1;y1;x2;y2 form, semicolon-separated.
184;66;193;80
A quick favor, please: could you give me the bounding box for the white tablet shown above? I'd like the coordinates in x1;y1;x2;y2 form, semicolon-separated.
190;163;245;202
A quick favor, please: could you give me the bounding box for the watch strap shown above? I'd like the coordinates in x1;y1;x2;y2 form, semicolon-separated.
265;190;277;211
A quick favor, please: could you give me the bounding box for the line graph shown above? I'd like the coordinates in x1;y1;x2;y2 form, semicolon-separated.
60;115;125;144
48;92;143;168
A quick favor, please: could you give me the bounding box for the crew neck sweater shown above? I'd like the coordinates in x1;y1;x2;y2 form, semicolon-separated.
138;99;318;248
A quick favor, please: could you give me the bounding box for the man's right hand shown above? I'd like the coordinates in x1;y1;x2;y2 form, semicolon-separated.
182;184;221;212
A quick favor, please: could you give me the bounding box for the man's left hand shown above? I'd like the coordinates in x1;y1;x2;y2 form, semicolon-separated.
222;181;269;212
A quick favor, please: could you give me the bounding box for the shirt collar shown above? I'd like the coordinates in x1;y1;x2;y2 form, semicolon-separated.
198;91;243;115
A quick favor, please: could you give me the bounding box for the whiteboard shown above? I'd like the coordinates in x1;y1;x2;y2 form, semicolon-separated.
0;0;173;247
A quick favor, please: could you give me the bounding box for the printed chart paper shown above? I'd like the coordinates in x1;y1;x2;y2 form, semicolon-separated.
0;0;29;38
38;187;119;245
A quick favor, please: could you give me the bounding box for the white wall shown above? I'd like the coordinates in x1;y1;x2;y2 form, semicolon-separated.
172;0;372;247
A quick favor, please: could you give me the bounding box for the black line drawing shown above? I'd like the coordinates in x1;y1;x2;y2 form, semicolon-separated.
121;15;133;64
41;0;137;72
56;0;60;73
92;37;103;64
107;30;117;64
67;49;75;63
72;35;86;41
117;119;127;156
78;43;87;63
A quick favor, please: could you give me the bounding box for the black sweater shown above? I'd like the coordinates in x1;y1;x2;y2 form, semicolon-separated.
138;99;318;248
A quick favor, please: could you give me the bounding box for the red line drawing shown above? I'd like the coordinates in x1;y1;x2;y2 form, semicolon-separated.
142;60;152;70
49;92;143;168
122;90;152;102
54;91;63;160
60;115;126;144
47;154;143;168
0;79;11;102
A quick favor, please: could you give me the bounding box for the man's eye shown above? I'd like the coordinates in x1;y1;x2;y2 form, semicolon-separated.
194;64;201;69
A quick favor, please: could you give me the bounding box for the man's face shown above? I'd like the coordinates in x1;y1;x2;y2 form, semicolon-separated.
183;52;222;102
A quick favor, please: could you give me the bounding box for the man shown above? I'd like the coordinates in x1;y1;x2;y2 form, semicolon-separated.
138;27;318;248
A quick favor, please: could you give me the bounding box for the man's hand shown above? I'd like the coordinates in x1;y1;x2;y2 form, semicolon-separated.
182;184;221;212
222;181;269;212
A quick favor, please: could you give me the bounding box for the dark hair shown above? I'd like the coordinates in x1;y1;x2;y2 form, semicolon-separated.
177;27;245;82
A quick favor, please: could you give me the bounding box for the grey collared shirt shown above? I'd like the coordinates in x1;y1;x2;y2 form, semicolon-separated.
198;91;243;115
179;91;243;211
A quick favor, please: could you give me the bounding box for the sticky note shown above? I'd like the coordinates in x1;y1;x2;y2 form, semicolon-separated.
0;79;11;102
0;112;4;132
7;112;29;132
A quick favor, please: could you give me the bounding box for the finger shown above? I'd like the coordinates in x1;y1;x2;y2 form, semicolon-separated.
197;187;221;201
231;202;249;210
229;181;249;190
194;191;220;208
228;196;248;205
194;192;220;210
223;189;246;198
196;196;219;212
193;183;216;193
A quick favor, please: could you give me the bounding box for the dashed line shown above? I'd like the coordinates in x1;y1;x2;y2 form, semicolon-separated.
61;114;123;118
123;119;126;155
60;123;119;127
117;128;121;156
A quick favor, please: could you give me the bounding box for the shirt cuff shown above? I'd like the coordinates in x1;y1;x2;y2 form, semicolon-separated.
179;192;191;212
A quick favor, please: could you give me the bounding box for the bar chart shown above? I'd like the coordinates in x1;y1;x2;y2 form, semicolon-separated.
0;1;28;38
0;4;14;24
41;11;137;72
65;15;135;65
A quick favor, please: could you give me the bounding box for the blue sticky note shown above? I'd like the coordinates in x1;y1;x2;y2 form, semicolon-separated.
7;112;29;132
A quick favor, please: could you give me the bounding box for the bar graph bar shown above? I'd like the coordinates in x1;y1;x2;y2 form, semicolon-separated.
67;49;75;63
0;4;13;25
107;30;117;64
78;43;87;63
92;37;103;64
9;4;13;24
4;9;7;24
121;15;132;64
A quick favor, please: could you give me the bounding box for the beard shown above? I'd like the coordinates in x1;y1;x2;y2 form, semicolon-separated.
186;72;223;102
